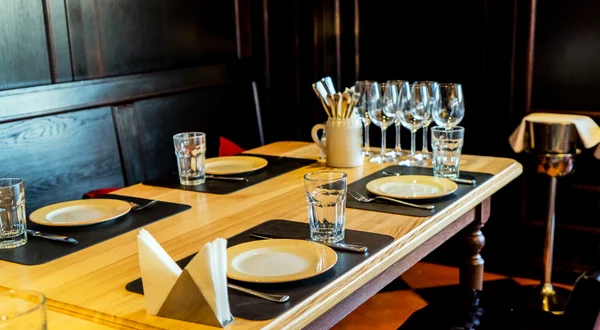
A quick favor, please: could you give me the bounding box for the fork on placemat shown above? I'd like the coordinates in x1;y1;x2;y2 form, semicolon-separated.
128;200;159;211
347;190;435;210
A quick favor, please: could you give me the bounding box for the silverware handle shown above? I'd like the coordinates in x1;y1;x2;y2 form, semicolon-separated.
450;178;476;185
27;231;78;244
377;196;435;210
251;233;368;254
134;200;159;211
323;242;368;254
227;283;289;303
206;176;248;182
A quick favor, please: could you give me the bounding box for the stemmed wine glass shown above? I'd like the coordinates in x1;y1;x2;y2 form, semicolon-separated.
416;81;439;160
432;83;464;129
385;80;409;160
398;82;433;166
366;82;397;163
354;80;376;156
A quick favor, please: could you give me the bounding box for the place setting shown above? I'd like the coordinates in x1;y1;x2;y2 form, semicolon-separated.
310;78;494;216
0;178;191;265
143;132;316;194
125;170;394;322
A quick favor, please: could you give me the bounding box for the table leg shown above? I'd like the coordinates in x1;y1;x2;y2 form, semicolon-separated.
459;199;491;291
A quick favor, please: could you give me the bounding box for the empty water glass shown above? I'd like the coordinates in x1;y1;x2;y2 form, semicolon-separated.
304;171;347;243
0;178;27;249
431;126;465;178
173;132;206;185
0;290;47;329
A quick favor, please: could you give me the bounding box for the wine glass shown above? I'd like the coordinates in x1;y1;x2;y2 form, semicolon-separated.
354;80;376;156
432;83;464;129
385;80;409;160
398;82;432;166
415;81;439;161
366;82;397;163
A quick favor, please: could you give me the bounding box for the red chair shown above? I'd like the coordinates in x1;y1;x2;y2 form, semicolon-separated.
219;136;246;156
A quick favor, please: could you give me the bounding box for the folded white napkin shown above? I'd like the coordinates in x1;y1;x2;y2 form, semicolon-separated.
509;112;600;158
137;229;233;327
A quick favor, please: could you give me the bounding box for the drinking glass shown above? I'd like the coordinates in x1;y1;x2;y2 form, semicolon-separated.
385;80;409;159
431;126;465;178
173;132;206;185
304;171;347;243
354;80;376;156
398;83;432;166
0;178;27;249
432;83;464;129
416;81;439;160
0;290;47;329
367;82;397;163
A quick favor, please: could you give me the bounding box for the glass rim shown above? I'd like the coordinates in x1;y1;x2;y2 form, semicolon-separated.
0;290;46;322
173;132;206;139
431;126;464;132
438;82;462;87
0;178;24;187
304;171;347;182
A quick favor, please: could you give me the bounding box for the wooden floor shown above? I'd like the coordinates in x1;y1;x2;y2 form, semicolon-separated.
332;262;573;330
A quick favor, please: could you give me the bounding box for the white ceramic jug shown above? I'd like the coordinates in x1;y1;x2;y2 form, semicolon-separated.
311;116;363;167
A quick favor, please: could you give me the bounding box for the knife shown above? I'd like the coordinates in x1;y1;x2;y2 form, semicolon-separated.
448;177;477;185
27;230;78;244
206;175;249;182
250;233;368;254
381;171;476;185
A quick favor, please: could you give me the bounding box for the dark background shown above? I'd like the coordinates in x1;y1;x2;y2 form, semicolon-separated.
0;0;598;284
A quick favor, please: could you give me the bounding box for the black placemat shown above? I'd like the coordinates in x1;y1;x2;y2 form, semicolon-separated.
143;154;317;194
125;219;394;320
346;166;494;217
0;195;191;265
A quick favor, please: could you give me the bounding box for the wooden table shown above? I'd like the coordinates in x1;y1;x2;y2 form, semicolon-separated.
0;142;522;329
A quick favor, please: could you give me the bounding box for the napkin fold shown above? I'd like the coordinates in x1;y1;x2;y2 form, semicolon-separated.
509;112;600;158
137;229;233;327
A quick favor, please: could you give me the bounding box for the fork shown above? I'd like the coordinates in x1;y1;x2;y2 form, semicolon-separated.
347;190;435;210
129;199;159;211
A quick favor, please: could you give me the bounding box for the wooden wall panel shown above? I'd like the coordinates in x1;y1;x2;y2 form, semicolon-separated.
0;107;124;214
0;0;52;91
131;85;262;182
66;0;238;80
531;0;600;111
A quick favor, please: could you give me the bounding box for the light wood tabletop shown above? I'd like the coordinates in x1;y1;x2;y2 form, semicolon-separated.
0;141;522;330
47;310;118;329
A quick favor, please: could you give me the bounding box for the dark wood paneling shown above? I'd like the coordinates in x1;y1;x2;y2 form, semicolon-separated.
131;85;262;182
531;0;600;111
66;0;238;80
44;0;74;83
0;107;124;214
0;63;242;123
0;0;52;90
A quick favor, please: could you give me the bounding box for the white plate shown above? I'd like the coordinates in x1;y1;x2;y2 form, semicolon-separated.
226;239;338;283
29;199;132;227
366;175;458;200
204;156;268;175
